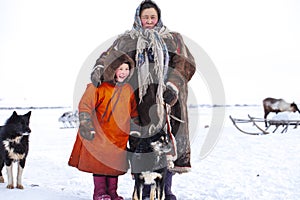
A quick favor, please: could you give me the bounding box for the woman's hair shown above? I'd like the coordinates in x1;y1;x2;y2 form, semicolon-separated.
139;1;160;21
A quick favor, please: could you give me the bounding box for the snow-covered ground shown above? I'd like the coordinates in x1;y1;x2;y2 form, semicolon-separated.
0;105;300;200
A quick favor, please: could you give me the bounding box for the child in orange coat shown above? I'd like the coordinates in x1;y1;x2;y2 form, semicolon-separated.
69;51;138;200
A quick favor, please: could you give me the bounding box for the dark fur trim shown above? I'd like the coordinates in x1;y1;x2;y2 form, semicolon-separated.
103;50;135;82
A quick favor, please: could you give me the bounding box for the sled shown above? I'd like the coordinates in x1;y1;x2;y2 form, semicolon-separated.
229;114;300;135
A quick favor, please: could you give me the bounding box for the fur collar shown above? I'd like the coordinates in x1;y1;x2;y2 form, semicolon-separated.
102;50;135;83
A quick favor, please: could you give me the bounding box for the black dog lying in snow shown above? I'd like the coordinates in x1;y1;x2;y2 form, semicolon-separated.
0;111;31;189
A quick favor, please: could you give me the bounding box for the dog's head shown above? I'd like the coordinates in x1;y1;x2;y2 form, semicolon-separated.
150;129;172;155
5;111;32;136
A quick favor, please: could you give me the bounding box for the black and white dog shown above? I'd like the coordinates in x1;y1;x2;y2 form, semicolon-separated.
129;127;176;200
0;111;31;189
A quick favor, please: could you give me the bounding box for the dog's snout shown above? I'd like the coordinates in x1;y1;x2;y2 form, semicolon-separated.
23;127;31;134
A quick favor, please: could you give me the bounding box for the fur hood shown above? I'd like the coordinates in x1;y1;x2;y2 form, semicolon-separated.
102;50;135;83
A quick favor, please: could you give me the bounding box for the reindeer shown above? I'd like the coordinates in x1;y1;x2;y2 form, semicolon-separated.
263;97;300;127
58;111;79;128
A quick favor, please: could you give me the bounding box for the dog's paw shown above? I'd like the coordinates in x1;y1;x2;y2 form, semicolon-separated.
6;184;14;189
17;184;24;189
0;176;4;183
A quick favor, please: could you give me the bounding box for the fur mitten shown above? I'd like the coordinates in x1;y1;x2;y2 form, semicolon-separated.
79;112;95;140
90;65;104;88
163;82;179;106
128;117;141;153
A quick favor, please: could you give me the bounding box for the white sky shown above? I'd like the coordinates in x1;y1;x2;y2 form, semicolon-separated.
1;0;300;106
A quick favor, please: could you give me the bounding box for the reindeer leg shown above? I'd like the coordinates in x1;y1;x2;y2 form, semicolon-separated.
264;112;269;127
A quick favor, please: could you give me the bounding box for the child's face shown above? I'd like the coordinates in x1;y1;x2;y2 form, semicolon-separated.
115;63;130;83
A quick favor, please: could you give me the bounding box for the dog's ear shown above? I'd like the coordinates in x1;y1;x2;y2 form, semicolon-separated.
25;111;31;117
6;111;19;124
24;111;31;120
10;111;18;119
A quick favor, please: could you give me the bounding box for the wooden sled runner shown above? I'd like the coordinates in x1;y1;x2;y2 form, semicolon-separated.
229;114;300;135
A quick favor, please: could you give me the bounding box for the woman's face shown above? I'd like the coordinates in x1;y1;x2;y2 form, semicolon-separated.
140;8;158;29
115;63;130;83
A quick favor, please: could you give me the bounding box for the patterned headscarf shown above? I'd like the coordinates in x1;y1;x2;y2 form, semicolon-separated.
132;0;164;33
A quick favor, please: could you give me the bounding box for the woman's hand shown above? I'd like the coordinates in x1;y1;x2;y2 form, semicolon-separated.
163;83;179;106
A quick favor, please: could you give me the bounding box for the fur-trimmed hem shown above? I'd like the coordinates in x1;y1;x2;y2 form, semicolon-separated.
169;166;191;174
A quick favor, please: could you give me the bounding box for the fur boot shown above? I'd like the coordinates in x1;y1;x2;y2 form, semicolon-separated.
165;170;177;200
107;176;124;200
93;175;111;200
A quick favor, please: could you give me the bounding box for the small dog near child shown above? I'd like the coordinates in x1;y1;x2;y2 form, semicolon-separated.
0;111;31;189
129;128;176;200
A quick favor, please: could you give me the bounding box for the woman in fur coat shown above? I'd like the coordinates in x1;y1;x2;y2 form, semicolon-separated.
90;1;196;199
69;50;138;200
